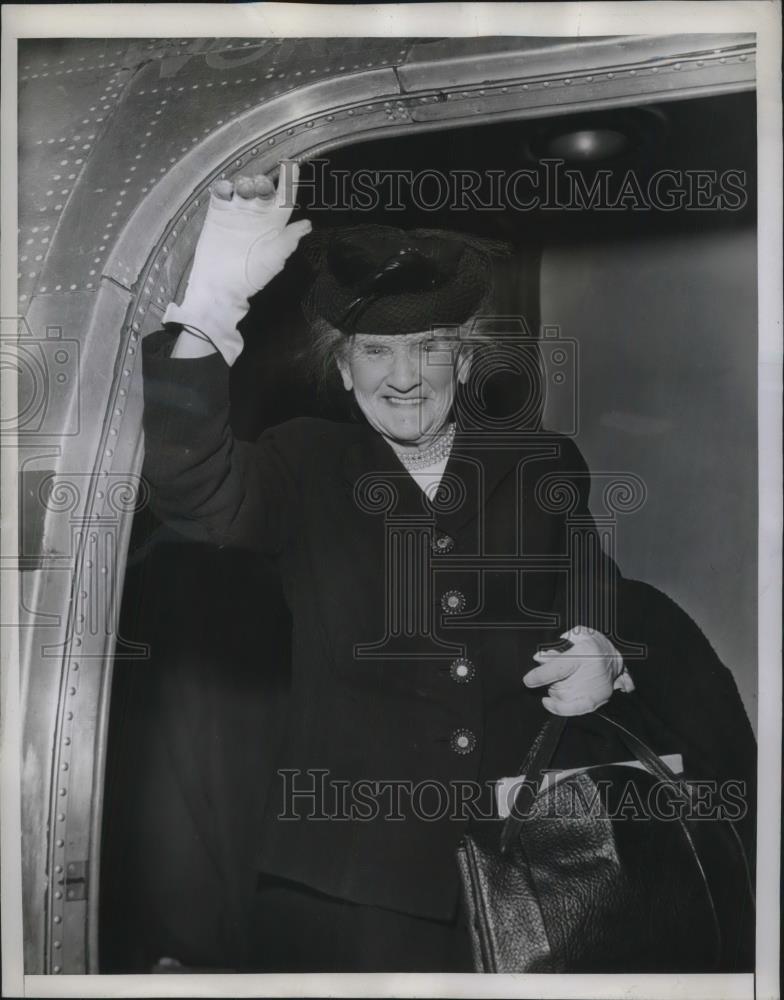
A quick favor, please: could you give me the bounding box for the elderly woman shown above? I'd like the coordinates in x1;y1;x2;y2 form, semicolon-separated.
140;166;696;972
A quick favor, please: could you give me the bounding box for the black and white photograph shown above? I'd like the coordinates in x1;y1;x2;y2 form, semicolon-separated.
1;3;781;998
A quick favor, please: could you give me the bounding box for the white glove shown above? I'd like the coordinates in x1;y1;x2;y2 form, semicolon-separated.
523;624;635;717
164;162;311;365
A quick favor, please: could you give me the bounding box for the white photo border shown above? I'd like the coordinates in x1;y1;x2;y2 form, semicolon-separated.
1;3;781;998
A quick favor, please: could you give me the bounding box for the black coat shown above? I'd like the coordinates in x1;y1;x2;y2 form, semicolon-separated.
141;327;756;921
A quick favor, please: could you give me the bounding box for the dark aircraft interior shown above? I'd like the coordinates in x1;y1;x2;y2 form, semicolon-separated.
99;90;756;972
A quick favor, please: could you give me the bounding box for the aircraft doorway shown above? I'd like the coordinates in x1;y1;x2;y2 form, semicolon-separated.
99;90;755;971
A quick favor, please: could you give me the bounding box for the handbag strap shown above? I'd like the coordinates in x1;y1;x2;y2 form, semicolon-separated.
593;712;755;904
500;716;566;853
592;711;685;783
502;710;711;851
499;709;754;888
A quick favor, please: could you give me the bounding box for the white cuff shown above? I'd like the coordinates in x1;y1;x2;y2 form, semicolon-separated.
613;665;636;693
163;299;245;366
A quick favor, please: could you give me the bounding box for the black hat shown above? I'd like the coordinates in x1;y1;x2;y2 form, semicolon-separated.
300;225;510;335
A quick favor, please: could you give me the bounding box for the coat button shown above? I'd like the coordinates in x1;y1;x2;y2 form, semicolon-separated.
450;728;477;755
441;589;466;614
432;532;455;554
449;657;475;683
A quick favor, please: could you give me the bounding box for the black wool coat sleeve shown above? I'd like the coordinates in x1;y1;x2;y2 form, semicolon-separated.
141;327;299;555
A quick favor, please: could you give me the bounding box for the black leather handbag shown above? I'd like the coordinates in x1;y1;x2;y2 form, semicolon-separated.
456;712;755;973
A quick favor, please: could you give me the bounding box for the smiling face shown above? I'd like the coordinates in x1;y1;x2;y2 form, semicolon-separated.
337;331;473;448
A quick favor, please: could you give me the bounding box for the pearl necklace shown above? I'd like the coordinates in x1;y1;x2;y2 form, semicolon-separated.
389;423;456;471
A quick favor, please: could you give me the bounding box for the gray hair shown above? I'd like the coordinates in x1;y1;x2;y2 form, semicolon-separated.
305;316;351;390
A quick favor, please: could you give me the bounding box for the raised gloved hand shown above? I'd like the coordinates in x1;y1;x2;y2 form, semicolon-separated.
164;161;311;365
523;625;635;716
